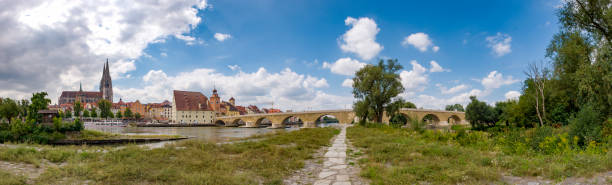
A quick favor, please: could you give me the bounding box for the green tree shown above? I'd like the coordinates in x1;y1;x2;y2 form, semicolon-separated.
90;107;98;118
64;109;72;118
403;101;417;109
73;101;82;118
135;112;141;120
82;109;90;118
0;98;19;124
445;104;464;112
124;108;133;119
17;99;29;120
352;59;405;123
569;103;603;146
353;99;371;125
116;111;123;119
27;92;51;122
465;96;496;130
386;98;408;126
97;99;112;118
548;0;612;120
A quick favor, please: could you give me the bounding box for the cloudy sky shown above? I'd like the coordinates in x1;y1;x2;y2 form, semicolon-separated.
0;0;562;111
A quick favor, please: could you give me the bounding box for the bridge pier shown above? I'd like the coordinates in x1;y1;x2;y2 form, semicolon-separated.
268;123;285;129
301;122;316;128
240;122;258;128
438;121;449;126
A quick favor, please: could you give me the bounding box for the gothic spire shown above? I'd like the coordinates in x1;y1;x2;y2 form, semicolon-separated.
105;58;109;75
79;82;82;92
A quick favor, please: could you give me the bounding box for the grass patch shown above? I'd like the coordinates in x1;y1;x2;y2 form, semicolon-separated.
347;125;612;184
0;127;338;184
0;169;27;185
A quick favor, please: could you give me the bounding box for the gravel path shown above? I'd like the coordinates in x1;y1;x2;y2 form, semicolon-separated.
312;125;365;185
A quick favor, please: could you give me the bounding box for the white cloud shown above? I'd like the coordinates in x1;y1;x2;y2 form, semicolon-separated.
227;65;240;71
342;79;353;87
400;60;429;93
402;32;438;52
339;17;383;60
429;61;449;72
436;84;468;94
322;57;366;76
160;52;168;57
175;34;197;45
0;0;208;103
409;89;482;109
110;59;136;79
481;71;519;91
214;33;232;42
115;67;349;111
486;33;512;57
505;91;521;100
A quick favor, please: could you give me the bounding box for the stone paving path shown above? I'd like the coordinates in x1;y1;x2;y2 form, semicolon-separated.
313;125;359;185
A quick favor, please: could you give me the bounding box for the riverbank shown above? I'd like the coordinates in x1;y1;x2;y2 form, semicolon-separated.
347;125;611;184
135;123;218;127
0;127;339;184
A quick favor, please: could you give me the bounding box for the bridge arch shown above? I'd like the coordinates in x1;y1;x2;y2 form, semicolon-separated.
214;120;226;126
232;119;246;126
255;117;272;126
390;113;411;125
314;114;339;125
281;115;303;126
448;115;461;125
422;114;440;125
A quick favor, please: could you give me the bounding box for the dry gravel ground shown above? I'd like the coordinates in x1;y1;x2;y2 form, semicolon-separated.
0;160;52;184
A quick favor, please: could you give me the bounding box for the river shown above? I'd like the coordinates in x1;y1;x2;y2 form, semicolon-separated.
86;123;340;143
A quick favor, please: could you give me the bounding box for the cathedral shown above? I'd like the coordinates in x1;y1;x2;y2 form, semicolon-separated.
58;59;113;104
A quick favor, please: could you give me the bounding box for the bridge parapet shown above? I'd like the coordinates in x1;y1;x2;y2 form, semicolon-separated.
215;108;466;127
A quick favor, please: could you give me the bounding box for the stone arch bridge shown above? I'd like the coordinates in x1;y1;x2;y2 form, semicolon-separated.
215;108;466;128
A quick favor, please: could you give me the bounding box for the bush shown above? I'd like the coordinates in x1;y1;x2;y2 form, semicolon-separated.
569;104;603;147
409;117;425;133
0;117;80;144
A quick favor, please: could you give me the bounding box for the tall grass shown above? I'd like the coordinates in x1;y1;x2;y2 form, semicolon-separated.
0;127;339;184
0;169;26;185
347;124;612;184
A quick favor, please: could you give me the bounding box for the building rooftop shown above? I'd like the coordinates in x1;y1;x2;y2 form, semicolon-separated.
173;90;212;111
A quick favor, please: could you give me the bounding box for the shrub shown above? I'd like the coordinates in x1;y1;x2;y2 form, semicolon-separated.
569;104;603;147
409;117;426;133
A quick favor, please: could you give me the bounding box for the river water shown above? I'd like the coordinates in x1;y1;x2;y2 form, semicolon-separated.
86;123;340;143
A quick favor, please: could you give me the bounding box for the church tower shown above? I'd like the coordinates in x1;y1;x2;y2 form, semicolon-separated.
100;59;113;103
209;88;221;112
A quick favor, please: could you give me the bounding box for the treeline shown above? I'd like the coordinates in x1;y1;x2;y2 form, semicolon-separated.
466;0;611;146
0;92;83;143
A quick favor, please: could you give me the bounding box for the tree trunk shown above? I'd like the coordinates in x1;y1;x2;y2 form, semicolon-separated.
534;93;544;127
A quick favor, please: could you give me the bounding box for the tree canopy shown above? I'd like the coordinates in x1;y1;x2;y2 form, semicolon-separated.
27;92;51;122
352;59;405;123
445;104;464;112
97;99;112;118
73;101;82;118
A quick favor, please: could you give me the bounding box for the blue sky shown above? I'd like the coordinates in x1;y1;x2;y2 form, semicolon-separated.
0;0;563;110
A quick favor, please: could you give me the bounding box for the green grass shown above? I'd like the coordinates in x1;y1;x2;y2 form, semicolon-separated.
0;127;339;184
0;169;27;185
347;125;612;184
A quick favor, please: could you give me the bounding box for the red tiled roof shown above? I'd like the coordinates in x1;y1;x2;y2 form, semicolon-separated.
173;90;211;111
60;91;102;98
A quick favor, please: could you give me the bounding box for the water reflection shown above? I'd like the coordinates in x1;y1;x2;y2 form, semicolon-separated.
86;122;339;143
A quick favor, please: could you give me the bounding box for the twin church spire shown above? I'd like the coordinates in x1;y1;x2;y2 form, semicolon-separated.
99;59;113;102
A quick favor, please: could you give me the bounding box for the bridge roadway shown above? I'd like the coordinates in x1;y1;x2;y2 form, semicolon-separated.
214;108;466;128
